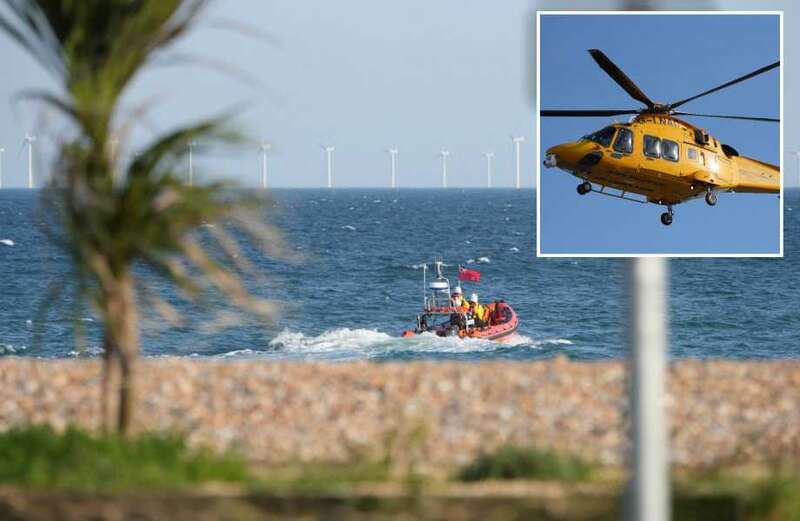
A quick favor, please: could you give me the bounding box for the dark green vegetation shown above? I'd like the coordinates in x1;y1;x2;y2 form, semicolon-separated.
0;425;250;492
0;430;799;520
253;461;391;494
458;445;593;482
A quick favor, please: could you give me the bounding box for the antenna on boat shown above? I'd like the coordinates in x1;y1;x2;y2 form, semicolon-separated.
422;263;427;310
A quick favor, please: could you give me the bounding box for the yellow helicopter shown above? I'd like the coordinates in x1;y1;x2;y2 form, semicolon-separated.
541;49;779;225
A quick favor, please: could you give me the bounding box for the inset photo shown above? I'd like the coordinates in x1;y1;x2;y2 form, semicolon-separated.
537;12;782;256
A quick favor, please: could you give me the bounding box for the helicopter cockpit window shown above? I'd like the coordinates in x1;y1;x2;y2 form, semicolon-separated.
613;128;633;154
583;126;617;148
643;135;661;158
662;139;679;162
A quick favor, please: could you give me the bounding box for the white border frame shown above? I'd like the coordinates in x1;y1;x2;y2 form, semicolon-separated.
536;10;784;258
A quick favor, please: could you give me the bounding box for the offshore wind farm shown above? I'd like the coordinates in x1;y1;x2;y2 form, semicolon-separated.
0;135;530;189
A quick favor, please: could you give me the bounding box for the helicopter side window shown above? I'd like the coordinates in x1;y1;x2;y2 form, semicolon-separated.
687;148;698;161
662;140;679;162
612;128;633;154
643;135;661;158
584;126;617;148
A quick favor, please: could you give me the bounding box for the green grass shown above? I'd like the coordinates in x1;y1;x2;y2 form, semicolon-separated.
677;470;800;521
458;445;593;482
745;474;800;521
0;425;251;492
253;460;391;493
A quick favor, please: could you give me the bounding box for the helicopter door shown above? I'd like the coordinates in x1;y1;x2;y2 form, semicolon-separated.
638;134;664;197
708;152;731;184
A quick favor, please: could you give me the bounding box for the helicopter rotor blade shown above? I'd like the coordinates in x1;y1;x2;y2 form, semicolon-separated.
587;49;655;108
672;111;779;123
668;61;779;110
540;109;640;117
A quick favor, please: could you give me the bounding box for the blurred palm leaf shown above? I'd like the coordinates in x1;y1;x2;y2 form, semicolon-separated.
1;0;284;433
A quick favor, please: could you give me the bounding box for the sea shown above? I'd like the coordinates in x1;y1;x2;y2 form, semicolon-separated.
1;188;798;362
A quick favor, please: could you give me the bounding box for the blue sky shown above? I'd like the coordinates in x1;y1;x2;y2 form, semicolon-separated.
539;13;781;255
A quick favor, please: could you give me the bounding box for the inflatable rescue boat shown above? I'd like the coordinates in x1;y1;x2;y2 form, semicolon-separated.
400;260;519;342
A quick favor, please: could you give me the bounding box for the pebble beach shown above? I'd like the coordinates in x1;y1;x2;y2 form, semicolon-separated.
2;357;799;470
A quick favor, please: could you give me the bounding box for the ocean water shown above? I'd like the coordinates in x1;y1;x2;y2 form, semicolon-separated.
0;188;798;361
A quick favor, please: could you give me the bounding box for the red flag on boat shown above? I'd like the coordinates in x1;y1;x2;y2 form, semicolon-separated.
458;265;480;282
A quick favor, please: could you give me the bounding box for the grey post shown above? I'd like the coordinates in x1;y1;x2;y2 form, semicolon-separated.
627;257;670;521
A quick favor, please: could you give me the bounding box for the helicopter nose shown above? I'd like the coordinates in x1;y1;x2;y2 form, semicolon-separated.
545;143;580;170
545;142;600;171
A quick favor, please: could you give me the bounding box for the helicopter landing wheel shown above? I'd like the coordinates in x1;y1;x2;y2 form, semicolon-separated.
660;205;674;226
577;181;592;195
705;190;717;206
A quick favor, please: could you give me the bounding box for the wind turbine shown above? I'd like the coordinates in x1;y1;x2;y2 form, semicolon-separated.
484;152;494;188
187;141;196;187
438;149;449;188
23;135;36;189
387;148;398;188
511;136;525;189
322;145;335;188
0;147;4;189
260;141;272;189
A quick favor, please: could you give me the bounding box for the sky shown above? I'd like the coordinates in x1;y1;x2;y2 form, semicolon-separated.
538;13;783;255
0;0;796;193
0;1;534;189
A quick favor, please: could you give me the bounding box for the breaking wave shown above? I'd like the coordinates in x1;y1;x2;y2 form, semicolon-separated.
206;328;573;361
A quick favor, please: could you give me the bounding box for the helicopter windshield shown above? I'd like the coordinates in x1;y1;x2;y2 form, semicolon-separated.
581;126;617;147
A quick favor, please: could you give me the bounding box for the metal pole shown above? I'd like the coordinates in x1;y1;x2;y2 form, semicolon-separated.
0;148;4;189
627;257;670;521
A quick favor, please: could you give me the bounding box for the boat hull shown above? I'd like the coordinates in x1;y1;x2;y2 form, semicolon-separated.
401;305;519;342
463;306;519;342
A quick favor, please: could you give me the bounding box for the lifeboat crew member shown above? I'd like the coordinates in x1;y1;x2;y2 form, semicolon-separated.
469;293;488;328
450;286;467;310
490;299;509;325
